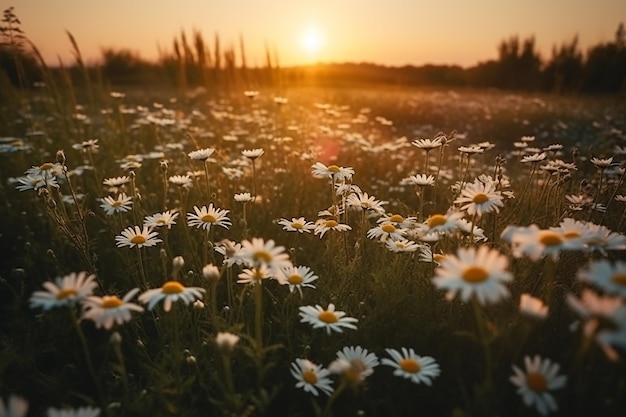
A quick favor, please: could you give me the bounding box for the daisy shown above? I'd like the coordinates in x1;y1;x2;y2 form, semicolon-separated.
30;272;98;311
519;293;549;320
280;265;318;297
424;210;463;234
290;358;334;396
72;139;100;153
214;239;244;267
234;192;253;202
15;173;51;191
521;152;547;163
328;345;379;385
311;162;354;181
138;281;206;312
401;174;435;187
582;223;626;255
577;260;626;298
501;225;568;262
188;148;215;161
47;407;101;417
115;226;162;248
299;303;358;334
235;237;293;272
143;210;179;229
278;217;315;233
550;218;592;250
433;245;512;305
313;218;352;239
382;347;440;385
590;156;614;169
412;137;444;150
346;191;387;214
566;289;626;361
99;193;132;216
455;218;487;242
367;222;406;242
377;213;418;229
454;180;504;217
168;174;193;189
103;176;130;192
458;145;484;154
385;239;420;253
510;355;567;416
187;204;231;231
81;288;144;329
237;265;272;285
0;394;28;417
242;148;264;160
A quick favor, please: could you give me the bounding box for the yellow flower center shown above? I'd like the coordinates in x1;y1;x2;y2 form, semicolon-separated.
302;370;318;384
538;230;564;247
461;266;489;283
156;218;166;225
288;274;303;285
611;273;626;286
40;162;54;170
381;224;396;233
324;220;339;228
101;296;123;308
389;214;405;223
130;235;147;245
526;372;547;393
162;281;185;294
201;214;217;223
327;165;341;173
253;269;266;281
472;193;489;204
399;358;421;374
112;201;122;207
292;222;303;229
395;242;406;249
427;214;447;228
433;254;446;263
56;288;78;300
253;250;272;263
318;310;338;323
563;230;580;239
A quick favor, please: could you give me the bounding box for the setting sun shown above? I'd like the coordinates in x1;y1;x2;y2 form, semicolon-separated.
300;26;324;56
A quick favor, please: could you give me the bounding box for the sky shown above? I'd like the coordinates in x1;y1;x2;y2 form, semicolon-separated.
11;0;626;68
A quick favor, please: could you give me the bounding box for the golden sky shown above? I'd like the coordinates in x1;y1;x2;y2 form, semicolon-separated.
14;0;626;67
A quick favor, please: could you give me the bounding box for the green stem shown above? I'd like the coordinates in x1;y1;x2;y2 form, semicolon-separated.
254;282;263;349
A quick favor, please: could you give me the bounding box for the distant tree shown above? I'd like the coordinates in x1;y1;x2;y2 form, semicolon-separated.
100;48;154;84
582;23;626;92
495;35;542;90
542;36;583;93
0;6;39;88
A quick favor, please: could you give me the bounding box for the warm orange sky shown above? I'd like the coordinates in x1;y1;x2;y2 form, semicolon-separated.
13;0;626;68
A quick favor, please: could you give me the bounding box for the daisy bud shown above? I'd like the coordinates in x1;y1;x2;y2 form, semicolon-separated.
160;160;168;172
216;331;240;354
193;300;205;310
202;264;221;282
110;331;122;345
56;149;66;164
172;256;185;273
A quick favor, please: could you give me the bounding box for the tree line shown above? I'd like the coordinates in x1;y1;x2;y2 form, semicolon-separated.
1;6;625;94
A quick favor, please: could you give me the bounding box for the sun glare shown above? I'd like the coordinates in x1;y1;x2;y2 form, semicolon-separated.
300;26;324;56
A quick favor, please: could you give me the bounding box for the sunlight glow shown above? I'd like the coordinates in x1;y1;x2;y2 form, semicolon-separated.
300;26;324;55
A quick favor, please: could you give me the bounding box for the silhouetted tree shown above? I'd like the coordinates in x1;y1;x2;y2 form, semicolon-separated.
582;23;626;92
543;36;583;93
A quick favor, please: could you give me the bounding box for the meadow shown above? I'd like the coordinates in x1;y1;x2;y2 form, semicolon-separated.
1;82;626;417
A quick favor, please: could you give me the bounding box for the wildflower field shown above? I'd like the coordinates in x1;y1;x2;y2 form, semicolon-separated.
1;84;626;417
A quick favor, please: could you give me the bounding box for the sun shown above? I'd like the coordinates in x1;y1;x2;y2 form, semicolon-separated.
300;26;324;55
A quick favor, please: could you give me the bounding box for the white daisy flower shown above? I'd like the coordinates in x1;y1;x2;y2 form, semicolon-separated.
237;265;272;286
577;260;626;298
346;191;387;214
329;345;379;385
234;192;253;202
401;174;436;187
99;193;132;216
311;162;354;181
278;217;315;233
290;358;334;396
367;222;406;242
30;272;98;311
424;210;464;234
168;174;193;188
313;218;352;239
143;210;179;229
242;148;264;159
138;281;206;312
115;226;162;248
188;148;215;161
454;180;504;217
382;347;440;385
187;204;231;231
385;239;420;253
279;265;318;297
509;355;567;416
412;137;444;150
235;237;293;272
81;288;144;329
298;303;358;334
215;332;240;354
519;293;549;320
433;245;512;305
